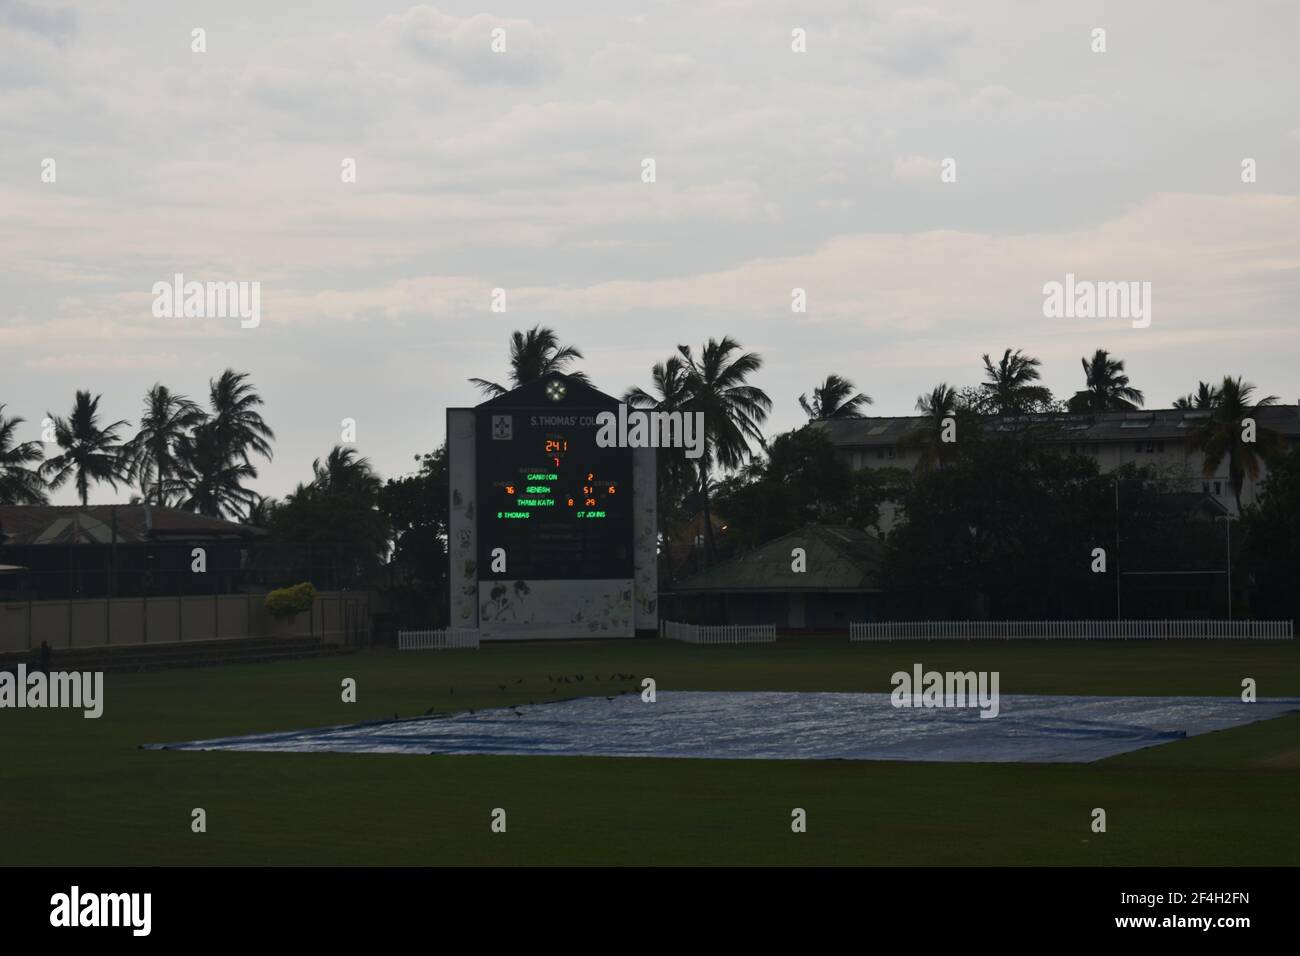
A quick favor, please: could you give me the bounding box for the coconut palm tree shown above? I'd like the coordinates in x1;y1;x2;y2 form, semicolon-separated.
168;422;259;519
677;337;772;560
207;369;274;466
39;391;130;505
1174;381;1220;410
127;384;206;504
901;383;959;473
470;325;590;398
0;406;48;505
1068;349;1144;412
244;494;276;529
311;445;382;501
799;374;872;421
625;356;695;571
980;348;1053;415
625;355;691;416
1187;376;1281;511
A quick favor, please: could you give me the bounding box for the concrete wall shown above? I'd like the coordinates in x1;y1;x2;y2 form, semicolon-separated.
477;578;634;639
632;446;658;631
447;408;479;629
0;590;369;653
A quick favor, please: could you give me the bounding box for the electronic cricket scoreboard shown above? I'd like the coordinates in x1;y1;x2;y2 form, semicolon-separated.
447;373;656;640
475;406;633;580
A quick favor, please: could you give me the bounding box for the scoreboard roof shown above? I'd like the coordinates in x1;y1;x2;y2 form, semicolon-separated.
473;372;620;411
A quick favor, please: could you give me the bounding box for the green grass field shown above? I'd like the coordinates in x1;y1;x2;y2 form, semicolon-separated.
4;637;1298;866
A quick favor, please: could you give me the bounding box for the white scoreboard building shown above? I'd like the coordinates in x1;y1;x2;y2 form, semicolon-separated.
447;373;658;639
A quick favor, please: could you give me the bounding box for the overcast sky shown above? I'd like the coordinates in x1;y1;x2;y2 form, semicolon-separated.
3;0;1299;504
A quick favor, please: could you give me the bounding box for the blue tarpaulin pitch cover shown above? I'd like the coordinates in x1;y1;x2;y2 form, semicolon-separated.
144;692;1300;763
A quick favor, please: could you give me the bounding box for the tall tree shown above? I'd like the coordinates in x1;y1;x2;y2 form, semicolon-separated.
271;451;391;588
208;369;274;465
0;406;48;505
127;384;206;504
1068;349;1144;412
799;374;872;421
626;356;697;578
677;336;772;561
170;370;272;520
378;446;449;585
39;391;130;505
884;439;1116;620
244;494;276;529
1174;381;1220;410
980;348;1053;415
169;422;259;519
312;445;382;501
1187;376;1281;511
901;383;960;473
1240;447;1300;621
470;325;590;398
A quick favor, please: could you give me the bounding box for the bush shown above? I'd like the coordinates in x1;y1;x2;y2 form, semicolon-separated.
265;582;317;618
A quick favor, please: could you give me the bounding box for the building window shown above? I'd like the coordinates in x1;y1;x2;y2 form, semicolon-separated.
1214;481;1222;496
1135;442;1144;454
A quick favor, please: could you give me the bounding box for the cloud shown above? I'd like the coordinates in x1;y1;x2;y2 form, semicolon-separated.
867;7;971;74
381;5;551;84
0;0;74;45
892;154;942;182
589;43;698;83
4;1;1300;501
215;193;1300;352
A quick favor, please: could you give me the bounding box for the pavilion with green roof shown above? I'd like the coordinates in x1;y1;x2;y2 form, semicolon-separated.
660;525;885;631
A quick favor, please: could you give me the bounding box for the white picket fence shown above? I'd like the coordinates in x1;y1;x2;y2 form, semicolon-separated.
397;628;481;650
849;620;1294;642
660;620;777;645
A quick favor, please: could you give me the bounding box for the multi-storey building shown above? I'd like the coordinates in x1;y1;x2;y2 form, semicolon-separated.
818;404;1300;527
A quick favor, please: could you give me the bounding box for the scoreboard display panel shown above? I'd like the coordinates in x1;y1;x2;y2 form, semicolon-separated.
476;407;634;580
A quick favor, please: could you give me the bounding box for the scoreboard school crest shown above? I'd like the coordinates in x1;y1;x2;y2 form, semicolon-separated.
446;373;658;640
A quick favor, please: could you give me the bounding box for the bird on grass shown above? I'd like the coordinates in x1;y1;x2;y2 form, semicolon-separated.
515;677;523;684
498;684;506;692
